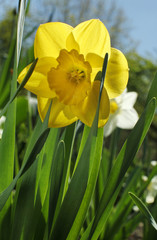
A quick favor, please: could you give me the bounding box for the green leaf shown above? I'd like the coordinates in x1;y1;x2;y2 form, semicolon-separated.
0;102;51;211
0;99;16;208
0;5;18;229
146;72;157;105
68;128;104;240
16;96;28;125
40;125;76;239
10;160;40;240
0;33;16;106
10;127;60;240
0;58;38;118
143;198;157;240
0;128;50;211
49;54;108;240
88;98;156;240
17;0;26;65
60;122;77;200
129;192;157;230
113;213;143;240
105;164;157;240
48;140;65;235
50;121;97;240
35;128;60;207
11;58;38;103
104;167;142;239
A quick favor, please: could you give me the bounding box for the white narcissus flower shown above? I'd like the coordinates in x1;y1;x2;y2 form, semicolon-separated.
0;129;3;139
0;116;6;125
151;161;157;167
146;175;157;204
0;115;6;139
104;89;139;137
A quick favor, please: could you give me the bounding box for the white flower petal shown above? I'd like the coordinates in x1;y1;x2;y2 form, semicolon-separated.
152;176;157;184
133;205;139;212
151;161;157;166
142;175;148;181
120;92;138;109
0;116;6;125
146;195;154;204
0;129;3;139
104;114;118;137
116;109;139;129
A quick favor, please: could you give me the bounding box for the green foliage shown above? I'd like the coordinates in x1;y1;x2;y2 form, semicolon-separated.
127;51;157;161
0;1;157;240
0;9;16;63
129;192;157;231
127;51;157;111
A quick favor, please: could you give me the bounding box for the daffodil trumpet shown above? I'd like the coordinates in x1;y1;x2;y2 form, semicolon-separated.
18;19;128;128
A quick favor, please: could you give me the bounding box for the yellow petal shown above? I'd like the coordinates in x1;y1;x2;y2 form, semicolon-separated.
18;57;57;98
70;81;110;127
37;96;78;128
86;53;104;82
72;19;111;58
34;22;73;59
105;48;129;99
66;32;80;52
86;53;103;68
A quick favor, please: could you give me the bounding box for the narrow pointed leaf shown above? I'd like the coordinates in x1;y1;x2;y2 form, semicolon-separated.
17;0;26;65
129;192;157;230
88;98;156;239
0;58;38;118
146;72;157;105
0;103;51;211
50;54;108;240
48;140;65;235
0;10;18;228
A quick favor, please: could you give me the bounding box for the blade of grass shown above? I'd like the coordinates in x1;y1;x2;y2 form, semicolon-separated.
104;167;142;239
49;123;77;232
88;97;156;240
49;54;108;240
113;212;143;240
61;122;77;199
50;121;101;240
48;140;65;235
146;72;157;105
129;192;157;230
0;11;18;230
108;164;157;239
0;101;51;211
0;58;38;118
143;198;157;240
0;128;50;211
0;32;16;101
35;128;60;207
17;0;26;65
10;159;40;240
11;127;60;240
67;127;104;240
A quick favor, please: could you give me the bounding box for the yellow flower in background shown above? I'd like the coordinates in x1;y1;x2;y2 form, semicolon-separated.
18;19;128;128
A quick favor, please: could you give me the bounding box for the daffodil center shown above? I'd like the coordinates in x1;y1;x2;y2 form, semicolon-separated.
47;49;92;105
68;68;86;84
110;100;118;114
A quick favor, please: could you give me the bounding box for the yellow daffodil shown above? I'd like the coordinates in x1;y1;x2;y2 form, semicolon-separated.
18;19;128;128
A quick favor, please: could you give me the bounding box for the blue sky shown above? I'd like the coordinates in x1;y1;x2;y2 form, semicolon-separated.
117;0;157;58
